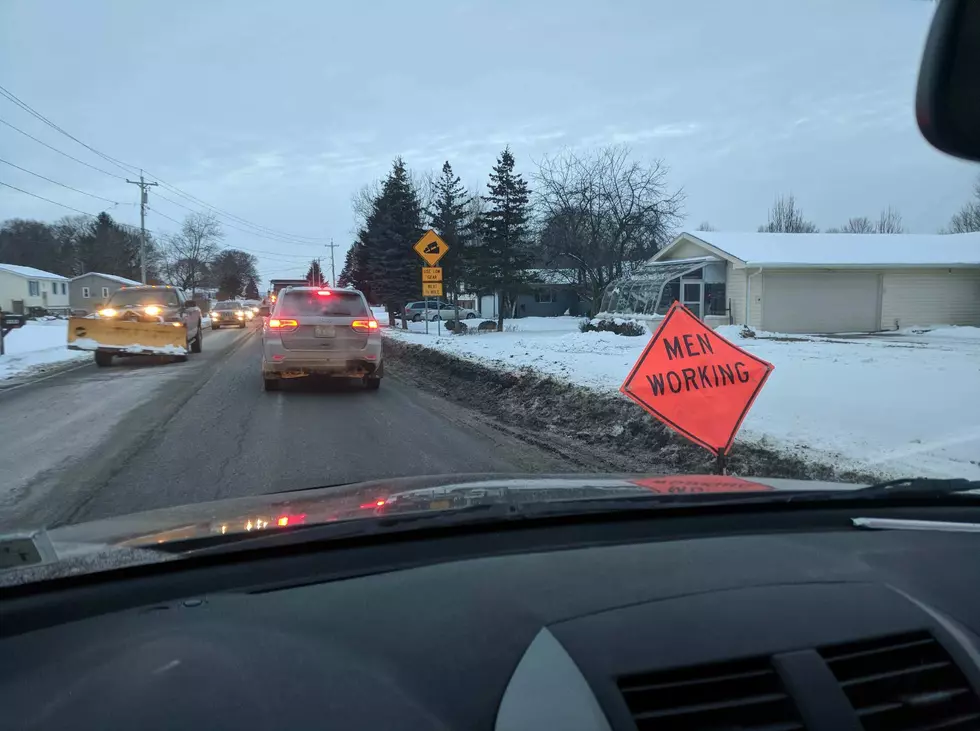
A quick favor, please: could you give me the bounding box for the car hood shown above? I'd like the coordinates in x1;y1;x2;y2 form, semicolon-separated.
0;474;864;585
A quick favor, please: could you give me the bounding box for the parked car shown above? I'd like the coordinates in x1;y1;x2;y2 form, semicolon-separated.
402;300;479;322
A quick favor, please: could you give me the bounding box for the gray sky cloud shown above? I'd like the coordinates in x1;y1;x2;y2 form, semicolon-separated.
1;0;973;286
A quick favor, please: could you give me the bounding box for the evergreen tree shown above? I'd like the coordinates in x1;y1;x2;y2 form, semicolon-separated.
428;161;471;305
76;212;144;279
479;147;534;331
359;158;423;326
306;259;325;286
245;276;260;300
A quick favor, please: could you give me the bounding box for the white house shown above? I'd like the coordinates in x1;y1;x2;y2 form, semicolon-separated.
0;263;71;314
600;231;980;333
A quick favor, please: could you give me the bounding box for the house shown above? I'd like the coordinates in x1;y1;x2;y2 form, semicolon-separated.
70;272;142;314
0;263;70;315
599;231;980;333
475;269;588;319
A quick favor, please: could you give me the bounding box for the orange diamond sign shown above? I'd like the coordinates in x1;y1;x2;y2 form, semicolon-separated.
620;302;774;456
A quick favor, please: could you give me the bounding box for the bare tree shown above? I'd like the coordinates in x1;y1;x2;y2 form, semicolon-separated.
534;145;685;311
695;221;715;232
942;176;980;233
828;207;905;234
163;212;224;291
351;180;382;233
877;206;905;233
758;194;818;233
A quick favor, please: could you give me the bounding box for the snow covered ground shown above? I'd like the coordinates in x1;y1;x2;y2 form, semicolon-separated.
0;320;89;382
385;316;980;480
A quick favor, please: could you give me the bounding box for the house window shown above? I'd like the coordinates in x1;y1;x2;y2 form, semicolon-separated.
534;289;555;304
82;287;90;299
101;287;110;298
28;281;40;296
61;283;67;295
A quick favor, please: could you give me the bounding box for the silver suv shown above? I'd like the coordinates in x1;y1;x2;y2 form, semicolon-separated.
261;287;383;391
403;300;479;322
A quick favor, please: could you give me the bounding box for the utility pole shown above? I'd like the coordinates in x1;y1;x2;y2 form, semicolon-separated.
325;239;338;286
126;170;158;284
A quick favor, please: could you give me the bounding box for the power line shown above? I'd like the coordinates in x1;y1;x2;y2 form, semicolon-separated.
0;180;99;217
0;117;127;181
0;157;124;205
0;84;138;177
0;85;328;244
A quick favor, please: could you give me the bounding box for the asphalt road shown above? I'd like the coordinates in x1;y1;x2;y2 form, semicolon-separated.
0;322;570;530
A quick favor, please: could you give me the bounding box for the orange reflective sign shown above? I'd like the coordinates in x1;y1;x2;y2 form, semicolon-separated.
413;229;449;267
620;302;774;456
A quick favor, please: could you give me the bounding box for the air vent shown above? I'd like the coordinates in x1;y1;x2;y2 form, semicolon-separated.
820;631;980;731
617;656;803;731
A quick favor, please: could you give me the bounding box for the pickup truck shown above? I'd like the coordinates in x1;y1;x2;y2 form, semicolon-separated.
68;285;203;367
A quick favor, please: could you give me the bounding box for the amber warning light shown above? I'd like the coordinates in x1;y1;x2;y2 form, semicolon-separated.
620;302;773;461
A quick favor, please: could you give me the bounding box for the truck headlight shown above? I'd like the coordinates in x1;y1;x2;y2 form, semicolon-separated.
99;308;117;317
144;305;161;316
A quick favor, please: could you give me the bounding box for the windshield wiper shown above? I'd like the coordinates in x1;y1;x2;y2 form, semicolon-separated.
849;477;980;498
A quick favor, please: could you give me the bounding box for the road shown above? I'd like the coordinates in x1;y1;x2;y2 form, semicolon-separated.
0;322;571;530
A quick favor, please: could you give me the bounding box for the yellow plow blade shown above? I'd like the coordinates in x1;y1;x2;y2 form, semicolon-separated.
67;317;187;355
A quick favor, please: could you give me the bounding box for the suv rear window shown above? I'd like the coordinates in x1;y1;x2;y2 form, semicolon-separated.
279;291;368;317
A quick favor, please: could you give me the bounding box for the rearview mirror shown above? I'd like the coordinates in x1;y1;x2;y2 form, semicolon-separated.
184;299;197;308
916;0;980;161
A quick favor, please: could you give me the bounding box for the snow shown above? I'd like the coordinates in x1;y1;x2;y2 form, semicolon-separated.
70;337;187;355
0;263;69;280
677;231;980;267
0;321;89;381
386;320;980;480
201;316;211;328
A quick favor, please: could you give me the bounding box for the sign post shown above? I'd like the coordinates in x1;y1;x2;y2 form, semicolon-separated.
620;302;774;473
412;230;450;337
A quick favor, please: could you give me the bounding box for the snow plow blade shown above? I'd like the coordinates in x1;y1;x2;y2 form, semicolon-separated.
67;317;187;355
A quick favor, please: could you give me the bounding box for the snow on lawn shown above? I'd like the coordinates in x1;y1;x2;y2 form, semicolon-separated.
0;320;90;382
386;320;980;480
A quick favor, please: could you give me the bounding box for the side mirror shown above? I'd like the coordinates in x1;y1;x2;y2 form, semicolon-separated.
916;0;980;161
184;299;197;308
258;306;271;317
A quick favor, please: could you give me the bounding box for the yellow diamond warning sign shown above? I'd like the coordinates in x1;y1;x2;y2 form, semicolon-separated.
413;230;449;267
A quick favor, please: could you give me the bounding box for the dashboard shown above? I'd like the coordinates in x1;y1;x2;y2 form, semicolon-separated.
2;506;980;730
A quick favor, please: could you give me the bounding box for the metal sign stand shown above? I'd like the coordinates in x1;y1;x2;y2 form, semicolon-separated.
424;296;429;335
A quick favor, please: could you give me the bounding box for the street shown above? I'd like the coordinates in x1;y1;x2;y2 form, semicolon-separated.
0;323;571;530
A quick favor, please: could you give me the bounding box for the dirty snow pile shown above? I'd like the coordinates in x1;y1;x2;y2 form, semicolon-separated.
0;320;90;382
385;317;980;481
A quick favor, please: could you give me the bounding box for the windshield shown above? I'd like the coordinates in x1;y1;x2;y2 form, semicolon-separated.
0;1;977;578
107;289;179;307
278;291;368;317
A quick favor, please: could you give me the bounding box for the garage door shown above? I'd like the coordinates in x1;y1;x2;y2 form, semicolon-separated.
761;271;880;333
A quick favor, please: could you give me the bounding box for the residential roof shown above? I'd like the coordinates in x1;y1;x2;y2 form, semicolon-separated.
658;231;980;268
0;263;69;280
71;272;142;286
527;268;579;285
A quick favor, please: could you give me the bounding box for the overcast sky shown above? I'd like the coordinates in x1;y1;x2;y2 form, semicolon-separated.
1;0;975;287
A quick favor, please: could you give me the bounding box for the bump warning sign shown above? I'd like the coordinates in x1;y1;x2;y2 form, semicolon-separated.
620;302;774;456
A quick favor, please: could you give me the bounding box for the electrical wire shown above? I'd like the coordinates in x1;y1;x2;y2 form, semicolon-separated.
0;180;99;217
0;117;127;181
0;157;124;205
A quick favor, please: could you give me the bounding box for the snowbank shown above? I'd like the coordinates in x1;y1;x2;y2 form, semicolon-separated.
0;321;90;382
386;320;980;480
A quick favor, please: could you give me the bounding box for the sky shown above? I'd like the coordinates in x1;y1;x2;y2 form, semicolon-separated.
1;0;975;289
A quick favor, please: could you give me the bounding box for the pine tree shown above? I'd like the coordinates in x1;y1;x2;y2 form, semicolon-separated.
359;158;423;327
306;259;324;286
428;161;471;308
480;147;534;331
245;276;260;300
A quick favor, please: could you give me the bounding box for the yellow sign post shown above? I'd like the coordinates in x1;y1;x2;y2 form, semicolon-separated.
422;267;443;283
413;229;450;267
422;282;443;297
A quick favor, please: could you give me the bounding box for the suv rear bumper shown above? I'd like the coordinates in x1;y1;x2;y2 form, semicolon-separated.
262;357;382;379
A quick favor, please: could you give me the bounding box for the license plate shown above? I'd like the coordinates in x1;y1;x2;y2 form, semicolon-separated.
429;500;451;510
314;325;335;338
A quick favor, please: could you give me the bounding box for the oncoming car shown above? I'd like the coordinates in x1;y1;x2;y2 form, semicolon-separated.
261;287;383;391
210;301;249;329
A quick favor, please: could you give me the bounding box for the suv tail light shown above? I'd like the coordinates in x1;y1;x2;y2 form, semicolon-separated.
351;319;379;333
268;318;298;332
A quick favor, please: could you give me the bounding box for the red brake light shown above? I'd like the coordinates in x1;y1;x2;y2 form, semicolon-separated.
268;318;298;331
316;290;332;297
351;319;379;333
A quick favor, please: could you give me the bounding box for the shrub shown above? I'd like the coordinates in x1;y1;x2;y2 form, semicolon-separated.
579;318;646;336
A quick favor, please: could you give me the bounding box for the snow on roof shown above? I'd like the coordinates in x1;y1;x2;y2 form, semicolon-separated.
671;231;980;268
71;272;142;286
0;263;69;280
